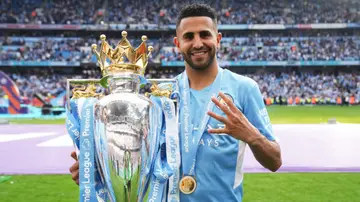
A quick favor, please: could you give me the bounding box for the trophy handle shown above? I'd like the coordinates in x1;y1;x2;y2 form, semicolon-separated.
66;79;102;112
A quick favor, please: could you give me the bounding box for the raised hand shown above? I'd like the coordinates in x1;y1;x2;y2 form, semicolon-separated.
207;92;260;144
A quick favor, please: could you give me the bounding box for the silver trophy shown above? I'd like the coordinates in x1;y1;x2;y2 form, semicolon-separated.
91;32;175;202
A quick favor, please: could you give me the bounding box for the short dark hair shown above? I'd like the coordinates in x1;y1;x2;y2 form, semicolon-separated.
176;3;218;29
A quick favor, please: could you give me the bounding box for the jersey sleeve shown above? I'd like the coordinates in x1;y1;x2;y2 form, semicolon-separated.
243;82;276;141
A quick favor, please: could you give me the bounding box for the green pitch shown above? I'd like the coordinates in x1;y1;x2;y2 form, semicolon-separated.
1;173;359;202
266;105;360;124
5;105;360;124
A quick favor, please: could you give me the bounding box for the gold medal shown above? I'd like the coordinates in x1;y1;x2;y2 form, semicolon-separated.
179;176;197;194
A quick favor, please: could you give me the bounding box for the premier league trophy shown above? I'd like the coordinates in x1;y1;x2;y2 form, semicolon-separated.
89;31;180;202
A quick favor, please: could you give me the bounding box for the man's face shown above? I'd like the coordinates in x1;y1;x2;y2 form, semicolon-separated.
174;16;221;70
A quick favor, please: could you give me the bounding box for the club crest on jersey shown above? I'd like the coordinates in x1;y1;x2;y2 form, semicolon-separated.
216;93;234;109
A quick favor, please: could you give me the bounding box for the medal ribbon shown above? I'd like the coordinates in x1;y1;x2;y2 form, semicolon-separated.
160;97;181;202
179;68;224;177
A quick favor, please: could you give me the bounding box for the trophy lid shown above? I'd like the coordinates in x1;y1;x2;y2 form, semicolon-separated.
91;31;153;78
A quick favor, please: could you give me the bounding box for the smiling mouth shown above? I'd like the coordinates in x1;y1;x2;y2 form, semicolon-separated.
191;51;207;56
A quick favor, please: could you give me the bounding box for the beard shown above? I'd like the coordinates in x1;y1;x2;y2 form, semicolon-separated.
181;45;216;71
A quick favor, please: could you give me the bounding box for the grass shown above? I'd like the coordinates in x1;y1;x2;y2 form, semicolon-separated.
1;173;359;202
267;105;360;124
243;173;360;202
4;105;360;125
0;175;78;202
5;119;65;125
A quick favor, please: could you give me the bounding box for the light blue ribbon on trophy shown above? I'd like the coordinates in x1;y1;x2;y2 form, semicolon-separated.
160;96;181;202
94;131;108;202
146;96;174;202
137;95;162;202
66;97;108;202
178;68;223;188
70;98;80;121
66;99;81;149
147;127;173;202
67;97;87;150
79;98;97;202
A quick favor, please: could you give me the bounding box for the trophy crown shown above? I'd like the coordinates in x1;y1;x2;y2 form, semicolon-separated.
91;31;153;76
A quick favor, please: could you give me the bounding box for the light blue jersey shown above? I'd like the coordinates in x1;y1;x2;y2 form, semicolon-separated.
177;68;275;202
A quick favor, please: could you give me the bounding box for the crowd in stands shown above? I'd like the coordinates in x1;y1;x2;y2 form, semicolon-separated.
0;0;359;106
2;35;360;63
1;37;87;62
0;0;104;25
159;35;360;62
1;0;359;25
1;69;358;106
0;36;161;63
246;71;360;105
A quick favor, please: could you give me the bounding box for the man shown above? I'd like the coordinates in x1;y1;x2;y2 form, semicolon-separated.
70;3;282;201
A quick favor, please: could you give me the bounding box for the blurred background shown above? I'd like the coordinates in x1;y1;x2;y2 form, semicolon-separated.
0;0;359;202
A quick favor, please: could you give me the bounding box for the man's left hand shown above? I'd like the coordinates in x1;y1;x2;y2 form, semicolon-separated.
207;92;260;144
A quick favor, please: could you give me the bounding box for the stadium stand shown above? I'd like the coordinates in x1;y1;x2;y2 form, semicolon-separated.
2;35;359;62
158;35;360;62
0;0;359;116
1;0;359;24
